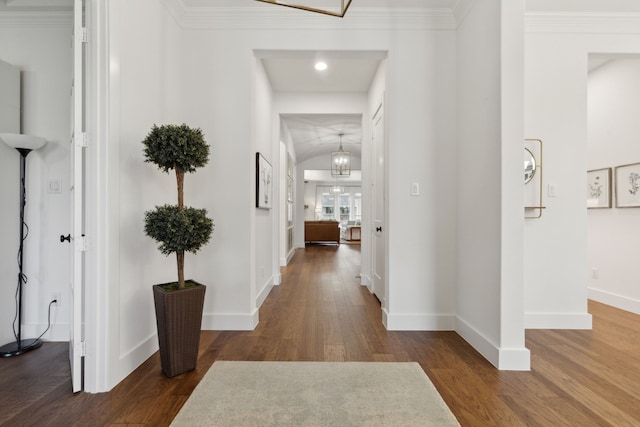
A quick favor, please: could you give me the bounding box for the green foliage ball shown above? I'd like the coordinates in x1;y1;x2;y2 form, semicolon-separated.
144;205;214;255
142;124;209;173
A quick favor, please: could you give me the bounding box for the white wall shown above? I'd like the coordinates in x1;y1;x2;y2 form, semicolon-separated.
456;0;529;370
587;57;640;314
383;30;458;331
0;59;19;132
523;15;640;328
0;20;72;345
105;0;185;388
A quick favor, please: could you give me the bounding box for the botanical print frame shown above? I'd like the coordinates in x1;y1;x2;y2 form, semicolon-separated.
615;162;640;208
256;152;272;209
586;168;611;209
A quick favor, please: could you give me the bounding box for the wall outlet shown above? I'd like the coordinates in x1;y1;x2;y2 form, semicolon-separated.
591;268;599;279
52;292;62;306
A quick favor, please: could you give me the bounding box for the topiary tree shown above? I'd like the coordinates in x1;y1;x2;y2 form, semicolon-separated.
143;124;213;289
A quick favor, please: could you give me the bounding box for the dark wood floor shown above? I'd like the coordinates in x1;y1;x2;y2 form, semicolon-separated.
1;244;640;426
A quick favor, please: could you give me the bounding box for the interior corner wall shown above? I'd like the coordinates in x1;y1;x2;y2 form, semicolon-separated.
523;20;640;329
587;58;640;315
455;0;503;366
0;22;72;346
105;0;185;389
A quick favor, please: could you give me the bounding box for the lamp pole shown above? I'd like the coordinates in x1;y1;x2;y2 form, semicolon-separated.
0;144;44;357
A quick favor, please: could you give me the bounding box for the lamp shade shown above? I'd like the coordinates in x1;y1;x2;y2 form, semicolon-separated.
0;133;47;151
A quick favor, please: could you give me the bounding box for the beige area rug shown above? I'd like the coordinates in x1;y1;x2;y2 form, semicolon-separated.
171;361;460;426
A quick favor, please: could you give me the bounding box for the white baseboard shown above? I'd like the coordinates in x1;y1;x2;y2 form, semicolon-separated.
497;347;531;370
588;288;640;315
384;312;456;331
112;332;158;390
256;277;275;308
359;274;372;292
201;310;259;330
524;312;593;329
456;316;530;371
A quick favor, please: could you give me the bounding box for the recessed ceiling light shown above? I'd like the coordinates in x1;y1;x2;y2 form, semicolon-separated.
315;61;328;71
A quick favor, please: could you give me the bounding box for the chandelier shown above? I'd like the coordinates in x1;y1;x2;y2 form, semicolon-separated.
255;0;353;18
331;133;351;177
331;180;344;194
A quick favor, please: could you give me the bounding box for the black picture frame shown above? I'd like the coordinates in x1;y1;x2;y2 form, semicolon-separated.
256;152;272;209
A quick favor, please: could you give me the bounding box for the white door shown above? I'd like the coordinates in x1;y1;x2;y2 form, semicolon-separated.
371;101;386;306
68;0;85;393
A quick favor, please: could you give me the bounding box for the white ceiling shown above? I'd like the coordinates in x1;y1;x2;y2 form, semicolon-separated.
282;113;363;162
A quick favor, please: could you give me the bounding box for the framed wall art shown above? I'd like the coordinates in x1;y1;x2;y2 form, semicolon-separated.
586;168;611;209
615;162;640;208
256;152;272;209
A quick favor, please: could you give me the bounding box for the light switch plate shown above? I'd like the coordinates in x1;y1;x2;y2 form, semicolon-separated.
48;179;62;194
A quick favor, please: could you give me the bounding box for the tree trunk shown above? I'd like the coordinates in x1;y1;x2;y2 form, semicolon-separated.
176;251;185;289
175;164;184;210
175;164;185;288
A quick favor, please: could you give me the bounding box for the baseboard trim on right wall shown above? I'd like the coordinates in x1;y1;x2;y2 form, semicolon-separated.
524;312;592;329
588;288;640;316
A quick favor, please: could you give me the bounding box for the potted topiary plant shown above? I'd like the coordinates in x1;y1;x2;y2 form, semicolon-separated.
142;123;213;377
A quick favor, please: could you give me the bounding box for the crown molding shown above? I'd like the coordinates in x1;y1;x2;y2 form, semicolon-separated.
161;0;456;31
526;12;640;34
452;0;476;28
0;10;71;27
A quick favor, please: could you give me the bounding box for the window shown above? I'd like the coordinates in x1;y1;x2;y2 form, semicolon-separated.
315;186;361;221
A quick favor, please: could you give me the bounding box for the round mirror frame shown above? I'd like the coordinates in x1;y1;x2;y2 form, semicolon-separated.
524;148;536;184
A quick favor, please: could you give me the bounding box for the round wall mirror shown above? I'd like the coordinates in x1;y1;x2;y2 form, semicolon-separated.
524;148;536;184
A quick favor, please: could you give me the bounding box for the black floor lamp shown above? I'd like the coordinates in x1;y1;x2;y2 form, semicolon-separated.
0;133;47;357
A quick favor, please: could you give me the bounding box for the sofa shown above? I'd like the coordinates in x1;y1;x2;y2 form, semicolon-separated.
304;221;340;245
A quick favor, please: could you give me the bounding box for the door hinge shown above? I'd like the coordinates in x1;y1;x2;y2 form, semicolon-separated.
76;235;88;252
79;27;88;43
75;132;88;148
75;341;86;357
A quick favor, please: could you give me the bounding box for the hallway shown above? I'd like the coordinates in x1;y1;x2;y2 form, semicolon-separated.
1;245;639;426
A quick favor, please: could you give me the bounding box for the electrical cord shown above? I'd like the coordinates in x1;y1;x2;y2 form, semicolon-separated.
11;221;30;342
21;300;57;351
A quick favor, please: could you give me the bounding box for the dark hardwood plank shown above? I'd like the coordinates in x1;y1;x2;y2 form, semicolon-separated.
1;245;640;426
